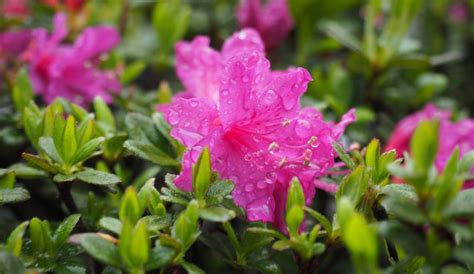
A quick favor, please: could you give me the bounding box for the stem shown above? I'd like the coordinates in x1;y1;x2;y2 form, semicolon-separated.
372;203;399;262
56;181;86;232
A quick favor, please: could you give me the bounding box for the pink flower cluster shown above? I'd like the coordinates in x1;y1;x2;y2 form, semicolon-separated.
386;104;474;189
21;13;121;106
165;29;355;231
236;0;294;50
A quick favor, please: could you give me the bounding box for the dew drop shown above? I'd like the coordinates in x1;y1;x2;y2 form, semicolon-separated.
227;99;233;105
257;181;267;189
262;89;277;106
221;89;229;96
189;100;198;108
168;110;179;125
295;119;311;138
242;75;249;83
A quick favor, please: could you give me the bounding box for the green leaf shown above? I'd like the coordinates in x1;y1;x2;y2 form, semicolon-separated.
22;152;58;174
255;260;282;274
332;142;356;169
103;134;127;161
9;163;48;179
382;196;427;224
54;214;81;249
0;188;30;204
6;221;29;256
62;116;78;164
181;261;204;274
206;180;234;205
120;221;149;268
320;21;364;56
119;187;142;224
99;217;123;235
29;217;53;254
199;207;236;222
121;61;146;84
444;189;474;217
71;137;104;165
124;140;179;167
192;147;212;202
94;97;116;132
379;220;424;255
304;207;332;235
0;169;15;189
410;120;439;173
12;68;34;114
365;139;380;176
74;169;121;185
286;206;305;236
145;242;175;270
172;200;199;250
152;0;191;56
77;117;95;147
39;137;64;163
0;251;25;274
380;184;417;202
336;166;369;206
286;177;305;212
246;227;286;240
80;234;123;268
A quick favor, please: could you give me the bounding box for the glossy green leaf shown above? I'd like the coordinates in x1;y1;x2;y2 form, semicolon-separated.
80;234;123;268
6;221;29;256
74;169;121;185
199;207;236;222
192;147;212;202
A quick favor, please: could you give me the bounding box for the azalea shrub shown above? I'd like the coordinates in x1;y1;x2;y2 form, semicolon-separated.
0;0;474;273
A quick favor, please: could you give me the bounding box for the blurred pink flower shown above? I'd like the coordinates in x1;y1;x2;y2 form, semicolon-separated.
41;0;86;12
449;2;469;24
166;29;355;231
386;104;474;189
22;13;121;106
0;30;32;59
236;0;294;50
385;104;451;157
1;0;29;18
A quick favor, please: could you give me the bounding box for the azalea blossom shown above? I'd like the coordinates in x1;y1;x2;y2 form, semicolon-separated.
0;30;32;60
165;29;355;231
22;13;120;106
1;0;29;18
236;0;294;50
41;0;86;11
386;104;474;189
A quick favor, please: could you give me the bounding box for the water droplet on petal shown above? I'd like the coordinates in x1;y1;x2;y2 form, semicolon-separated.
262;89;277;106
242;75;249;83
168;110;179;125
227;99;233;105
221;89;229;96
268;142;280;154
257;181;266;189
295;119;311;138
189;100;198;108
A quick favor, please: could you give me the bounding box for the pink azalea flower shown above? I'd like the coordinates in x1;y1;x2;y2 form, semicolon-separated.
449;2;469;24
22;13;120;106
236;0;294;50
386;104;474;189
165;29;355;231
1;0;29;18
0;30;32;59
385;104;451;157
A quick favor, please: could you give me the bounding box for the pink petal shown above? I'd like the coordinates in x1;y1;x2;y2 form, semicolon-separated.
165;97;219;147
175;36;221;102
